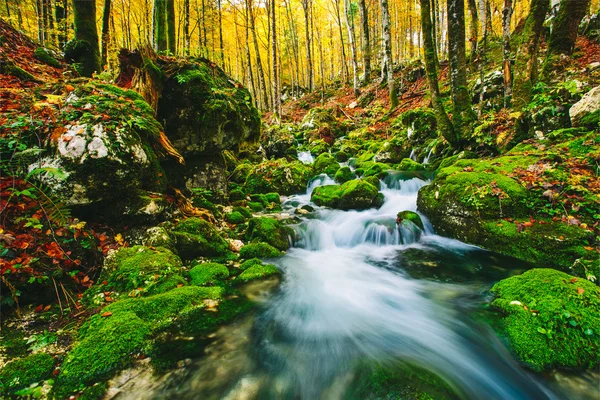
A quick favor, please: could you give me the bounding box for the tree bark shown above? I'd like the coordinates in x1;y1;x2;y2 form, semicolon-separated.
380;0;397;108
547;0;590;56
271;0;281;118
55;0;67;48
344;0;360;96
248;0;269;110
70;0;101;76
358;0;371;84
502;0;512;108
447;0;474;141
511;0;549;108
153;0;167;51
419;0;455;145
301;0;314;91
101;0;111;67
166;0;176;53
184;0;190;54
217;0;225;67
467;0;479;60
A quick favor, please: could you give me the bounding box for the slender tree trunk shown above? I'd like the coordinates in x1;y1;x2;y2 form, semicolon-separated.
248;0;268;109
70;0;101;76
245;4;257;104
184;0;190;54
447;0;474;142
56;0;67;48
101;0;111;67
502;0;512;107
344;0;360;96
166;0;176;53
217;0;225;67
334;0;349;83
271;0;281;118
302;0;314;91
358;0;371;84
35;0;44;43
512;0;549;108
467;0;479;60
420;0;455;144
380;0;397;108
477;0;488;116
409;0;414;58
154;0;167;51
547;0;590;56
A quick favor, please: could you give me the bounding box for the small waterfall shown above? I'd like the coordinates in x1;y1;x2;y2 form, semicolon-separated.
423;146;434;164
298;151;315;164
409;148;417;161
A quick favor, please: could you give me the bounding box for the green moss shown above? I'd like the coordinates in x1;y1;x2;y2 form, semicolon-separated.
491;268;599;371
171;218;229;260
312;179;380;210
240;258;264;270
245;159;313;195
239;242;282;259
233;206;253;219
189;262;230;286
265;192;281;204
231;163;253;184
355;151;375;166
0;353;55;396
334;166;355;183
311;185;343;208
363;175;381;189
397;158;426;171
362;162;390;179
237;263;280;283
229;188;246;201
397;211;424;230
248;201;264;212
314;153;340;175
334;150;349;162
309;139;330;155
1;61;36;81
34;47;61;68
225;211;246;224
88;246;184;301
246;218;292;250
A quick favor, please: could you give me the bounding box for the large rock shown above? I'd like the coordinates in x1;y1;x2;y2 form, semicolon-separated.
245;158;313;195
312;179;380;210
25;82;169;222
569;85;600;128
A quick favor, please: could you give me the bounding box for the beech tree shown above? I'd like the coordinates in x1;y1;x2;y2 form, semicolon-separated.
358;0;371;84
153;0;167;51
380;0;397;108
66;0;101;77
547;0;591;56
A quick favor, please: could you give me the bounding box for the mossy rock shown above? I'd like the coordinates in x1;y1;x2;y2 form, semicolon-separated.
314;153;340;176
230;163;253;184
239;242;282;259
0;353;55;396
87;246;184;302
397;211;424;230
308;139;331;155
397;158;425;171
240;258;264;270
171;217;229;260
54;286;223;398
397;108;437;144
491;268;599;371
225;211;246;224
237;263;280;283
245;158;313;195
189;262;229;286
334;151;349;162
142;226;175;250
229;188;246;202
264;192;281;204
362;162;390;179
312;180;380;210
334;166;355;183
246;218;292;251
34;47;61;68
157;59;260;156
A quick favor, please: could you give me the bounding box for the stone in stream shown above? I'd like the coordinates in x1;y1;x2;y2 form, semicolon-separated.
396;211;424;230
311;179;381;210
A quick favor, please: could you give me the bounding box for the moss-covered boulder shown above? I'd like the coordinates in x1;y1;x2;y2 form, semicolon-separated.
490;268;599;371
397;211;424;230
334;166;355;183
239;242;283;259
156;58;260;156
397;158;425;171
246;218;292;251
245;158;313;195
314;152;340;175
312;180;380;210
230;163;253;184
171;217;229;260
85;246;184;304
263;124;296;158
189;262;229;286
53;286;223;398
308;139;331;155
362;162;390;179
397;108;438;144
237;263;280;283
23;83;168;222
0;353;55;396
417;141;597;269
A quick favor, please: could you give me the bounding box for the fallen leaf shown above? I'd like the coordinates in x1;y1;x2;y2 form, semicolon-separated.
577;287;585;295
101;311;113;317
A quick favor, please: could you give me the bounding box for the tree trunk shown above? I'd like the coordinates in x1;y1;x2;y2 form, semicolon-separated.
467;0;479;60
153;0;167;51
380;0;397;108
55;0;67;48
447;0;474;142
358;0;371;84
101;0;111;67
166;0;176;53
248;0;268;110
271;0;281;118
71;0;101;76
184;0;190;54
302;0;314;91
419;0;455;145
502;0;512;108
35;0;44;43
344;0;360;96
547;0;590;56
217;0;225;67
511;0;549;108
333;0;349;83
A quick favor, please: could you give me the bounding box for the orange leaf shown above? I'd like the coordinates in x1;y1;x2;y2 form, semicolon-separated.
570;277;578;283
577;287;585;295
43;305;51;311
101;311;113;317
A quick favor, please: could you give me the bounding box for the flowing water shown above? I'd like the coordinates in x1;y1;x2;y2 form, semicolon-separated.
113;167;599;400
